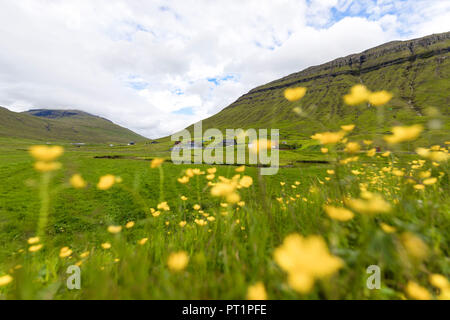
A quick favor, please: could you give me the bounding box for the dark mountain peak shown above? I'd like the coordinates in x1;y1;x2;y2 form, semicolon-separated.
26;109;92;118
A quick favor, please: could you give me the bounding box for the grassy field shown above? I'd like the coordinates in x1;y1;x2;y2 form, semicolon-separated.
0;123;449;299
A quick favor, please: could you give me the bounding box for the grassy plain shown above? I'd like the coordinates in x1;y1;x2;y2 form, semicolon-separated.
0;133;448;299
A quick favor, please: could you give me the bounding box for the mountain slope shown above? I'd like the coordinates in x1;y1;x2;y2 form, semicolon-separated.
0;107;147;143
186;31;450;143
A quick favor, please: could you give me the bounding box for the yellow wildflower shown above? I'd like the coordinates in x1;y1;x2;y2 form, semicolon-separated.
29;145;64;161
368;90;393;106
179;221;187;228
207;167;217;174
274;234;343;294
321;147;328;153
343;85;371;105
323;205;354;222
381;151;391;157
80;251;90;258
341;124;355;132
284;87;307;102
70;174;87;189
150;158;164;168
384;125;423;144
101;242;111;250
180;195;188;201
167;251;189;272
326;170;335;175
235;165;246;173
246;282;268;300
345;194;391;215
380;223;396;233
29;244;43;252
138;238;148;245
157;201;170;211
401;232;428;260
125;221;135;229
429;274;449;290
363;140;373;145
423;177;437;185
97;174;115;190
367;148;376;157
177;176;189;184
206;174;215;180
405;282;431;300
0;275;13;287
311;131;346;144
194;219;207;226
239;176;253;188
107;225;122;234
193;204;201;210
344;142;360;153
152;210;161;217
59;247;72;258
414;184;425;190
27;236;40;245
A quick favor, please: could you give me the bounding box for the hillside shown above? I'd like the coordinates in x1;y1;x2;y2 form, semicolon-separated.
184;31;450;143
0;107;148;144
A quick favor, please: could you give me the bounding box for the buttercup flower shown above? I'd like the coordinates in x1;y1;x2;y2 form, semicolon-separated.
29;244;43;252
178;176;190;184
246;282;268;300
167;251;189;272
27;236;40;244
368;90;393;106
70;174;87;189
323;205;354;222
284;87;307;102
274;234;343;294
343;85;371;105
97;175;116;190
59;246;73;258
157;201;170;211
405;282;431;300
0;275;13;287
384;125;423;144
341;124;355;132
344;142;360;153
345;193;391;215
29;145;64;161
151;158;164;168
101;242;111;250
138;238;148;245
311;131;346;144
107;225;122;234
125;221;135;229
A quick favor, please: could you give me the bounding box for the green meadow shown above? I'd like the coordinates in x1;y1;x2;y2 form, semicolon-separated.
0;130;448;299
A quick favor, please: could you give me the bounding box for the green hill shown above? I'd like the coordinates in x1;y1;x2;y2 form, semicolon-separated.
182;31;450;144
0;107;148;144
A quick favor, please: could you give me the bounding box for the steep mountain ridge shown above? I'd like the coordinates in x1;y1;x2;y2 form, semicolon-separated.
0;107;148;143
188;31;450;143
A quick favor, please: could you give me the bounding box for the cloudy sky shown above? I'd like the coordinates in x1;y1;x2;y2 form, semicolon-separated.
1;0;449;138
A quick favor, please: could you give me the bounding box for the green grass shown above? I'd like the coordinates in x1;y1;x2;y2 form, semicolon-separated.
0;135;448;300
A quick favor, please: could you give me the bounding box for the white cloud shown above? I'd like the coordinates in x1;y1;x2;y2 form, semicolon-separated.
0;0;448;138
